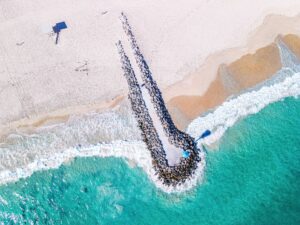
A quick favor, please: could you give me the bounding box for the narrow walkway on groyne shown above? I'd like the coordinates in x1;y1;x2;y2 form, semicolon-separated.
140;87;182;165
119;13;186;166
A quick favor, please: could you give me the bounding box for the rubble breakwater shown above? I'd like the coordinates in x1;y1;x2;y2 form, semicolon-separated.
116;13;201;186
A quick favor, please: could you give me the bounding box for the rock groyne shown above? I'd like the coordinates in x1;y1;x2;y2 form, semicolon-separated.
116;13;202;186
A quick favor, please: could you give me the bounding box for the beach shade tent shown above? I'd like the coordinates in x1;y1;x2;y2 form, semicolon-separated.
53;22;67;33
52;22;67;44
182;150;190;158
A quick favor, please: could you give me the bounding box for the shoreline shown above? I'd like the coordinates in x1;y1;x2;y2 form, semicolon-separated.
0;66;299;192
168;31;300;129
2;14;300;136
164;14;300;100
1;0;300;133
0;95;124;141
0;3;300;192
0;32;299;190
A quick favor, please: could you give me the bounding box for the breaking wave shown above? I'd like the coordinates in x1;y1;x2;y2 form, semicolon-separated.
0;102;205;193
187;67;300;146
1;67;299;192
0;40;300;192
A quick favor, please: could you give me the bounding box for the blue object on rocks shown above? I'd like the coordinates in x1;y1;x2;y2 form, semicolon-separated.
182;150;190;158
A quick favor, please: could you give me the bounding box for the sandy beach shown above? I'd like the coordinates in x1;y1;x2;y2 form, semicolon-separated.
1;2;300;223
166;12;300;128
1;1;300;188
0;0;300;135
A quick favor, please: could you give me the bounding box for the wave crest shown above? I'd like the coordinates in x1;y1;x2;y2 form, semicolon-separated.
0;67;300;192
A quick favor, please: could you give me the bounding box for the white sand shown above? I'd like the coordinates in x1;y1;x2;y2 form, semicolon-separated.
1;0;300;133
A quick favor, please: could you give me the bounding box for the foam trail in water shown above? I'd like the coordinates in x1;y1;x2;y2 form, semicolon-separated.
1;68;299;192
1;43;300;192
188;39;300;147
0;68;300;192
0;139;205;193
188;69;300;146
0;103;205;193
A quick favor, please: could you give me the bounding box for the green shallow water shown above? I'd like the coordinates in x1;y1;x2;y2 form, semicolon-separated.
0;97;300;225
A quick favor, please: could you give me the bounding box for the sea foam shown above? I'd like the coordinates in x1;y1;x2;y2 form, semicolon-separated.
187;68;300;147
1;41;300;192
0;67;299;192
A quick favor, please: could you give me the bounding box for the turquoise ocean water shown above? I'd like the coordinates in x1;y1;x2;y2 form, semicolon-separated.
0;96;299;224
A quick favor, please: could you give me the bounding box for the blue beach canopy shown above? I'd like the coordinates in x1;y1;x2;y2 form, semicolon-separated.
182;150;190;158
53;22;67;33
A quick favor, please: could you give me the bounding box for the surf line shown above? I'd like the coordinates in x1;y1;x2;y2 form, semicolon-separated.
116;13;202;186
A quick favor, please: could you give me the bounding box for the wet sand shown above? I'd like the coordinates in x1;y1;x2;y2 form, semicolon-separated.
282;34;300;58
0;95;124;142
1;2;300;137
167;33;300;129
